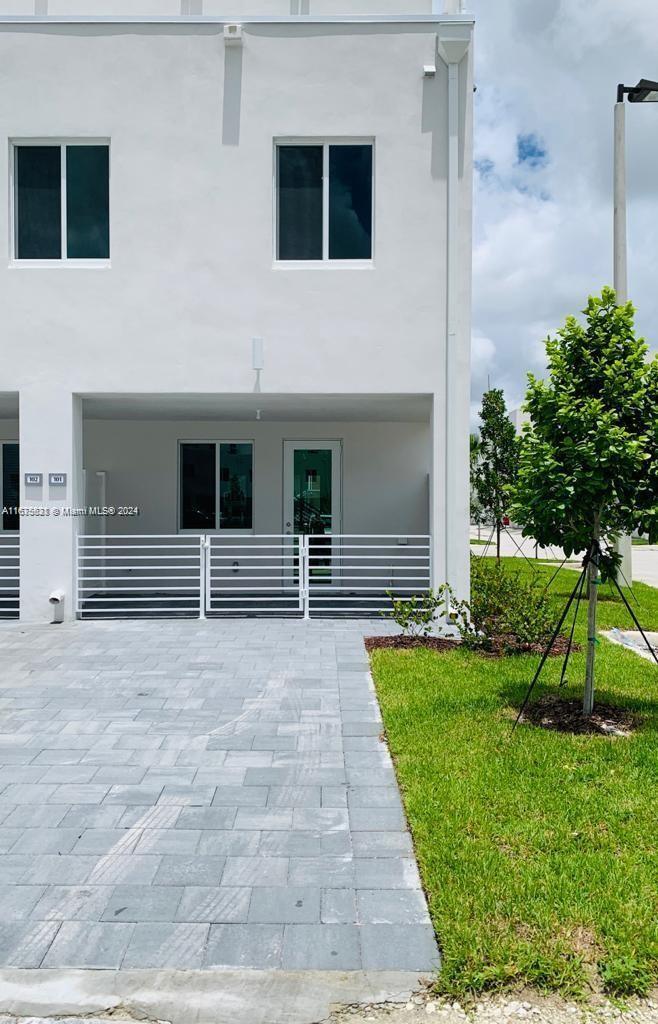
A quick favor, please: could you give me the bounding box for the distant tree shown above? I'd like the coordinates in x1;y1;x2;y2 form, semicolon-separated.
473;389;519;561
469;433;486;539
512;288;658;715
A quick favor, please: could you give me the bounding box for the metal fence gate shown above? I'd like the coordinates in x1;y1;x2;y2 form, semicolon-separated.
0;536;19;619
76;533;431;619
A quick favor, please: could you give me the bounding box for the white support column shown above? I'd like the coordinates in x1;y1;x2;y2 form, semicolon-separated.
19;389;83;624
437;24;472;602
430;394;447;594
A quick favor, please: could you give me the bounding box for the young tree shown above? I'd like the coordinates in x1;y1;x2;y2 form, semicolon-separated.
469;433;485;539
473;389;519;560
512;288;658;715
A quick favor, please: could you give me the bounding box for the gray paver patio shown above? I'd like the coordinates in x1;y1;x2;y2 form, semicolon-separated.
0;618;439;971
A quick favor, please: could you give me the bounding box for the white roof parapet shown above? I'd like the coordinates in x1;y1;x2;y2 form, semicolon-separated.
0;14;474;23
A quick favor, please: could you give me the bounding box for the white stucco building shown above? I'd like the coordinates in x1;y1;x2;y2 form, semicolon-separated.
0;0;473;623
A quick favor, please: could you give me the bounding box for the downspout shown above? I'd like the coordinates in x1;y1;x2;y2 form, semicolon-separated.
437;22;471;597
445;60;459;590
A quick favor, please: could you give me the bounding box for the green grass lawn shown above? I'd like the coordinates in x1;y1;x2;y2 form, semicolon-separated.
371;560;658;1001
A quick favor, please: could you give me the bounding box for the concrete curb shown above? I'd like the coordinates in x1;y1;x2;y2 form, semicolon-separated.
0;968;430;1024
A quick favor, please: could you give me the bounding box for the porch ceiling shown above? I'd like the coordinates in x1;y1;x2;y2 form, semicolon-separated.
81;393;432;422
0;393;18;419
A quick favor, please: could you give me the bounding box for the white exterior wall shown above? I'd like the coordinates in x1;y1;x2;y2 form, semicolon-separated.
84;418;430;536
0;22;466;395
0;10;473;621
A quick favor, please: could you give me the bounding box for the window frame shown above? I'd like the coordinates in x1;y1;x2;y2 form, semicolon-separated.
0;440;20;535
177;439;255;535
9;138;111;267
273;138;375;268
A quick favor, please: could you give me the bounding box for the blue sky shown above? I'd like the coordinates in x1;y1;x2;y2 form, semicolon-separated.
468;0;658;425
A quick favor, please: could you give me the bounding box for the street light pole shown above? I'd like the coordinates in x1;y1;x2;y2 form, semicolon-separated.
612;81;658;585
613;93;632;583
613;97;627;303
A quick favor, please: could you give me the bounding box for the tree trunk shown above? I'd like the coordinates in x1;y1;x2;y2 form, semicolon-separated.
496;521;501;563
583;519;601;717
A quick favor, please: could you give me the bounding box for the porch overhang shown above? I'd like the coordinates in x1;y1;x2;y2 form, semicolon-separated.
81;393;432;422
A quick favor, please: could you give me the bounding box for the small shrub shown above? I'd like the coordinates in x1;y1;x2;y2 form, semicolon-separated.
386;587;448;637
468;556;555;651
385;561;556;653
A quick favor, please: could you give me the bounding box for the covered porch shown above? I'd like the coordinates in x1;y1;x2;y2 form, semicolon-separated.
77;393;432;618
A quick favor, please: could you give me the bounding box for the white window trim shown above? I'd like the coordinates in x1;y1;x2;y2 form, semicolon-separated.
273;137;375;267
0;440;19;535
9;137;111;267
177;439;255;535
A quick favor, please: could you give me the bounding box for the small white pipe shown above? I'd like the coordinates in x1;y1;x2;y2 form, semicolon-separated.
49;589;65;624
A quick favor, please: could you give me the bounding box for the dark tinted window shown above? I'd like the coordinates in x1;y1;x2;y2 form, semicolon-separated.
67;146;110;259
180;444;216;530
2;444;19;532
277;145;323;260
329;145;372;260
220;443;253;529
16;146;61;259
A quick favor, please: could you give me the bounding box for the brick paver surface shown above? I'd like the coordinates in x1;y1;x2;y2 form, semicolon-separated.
0;619;438;971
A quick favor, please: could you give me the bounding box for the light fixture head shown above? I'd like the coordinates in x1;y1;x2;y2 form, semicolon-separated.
252;337;264;371
630;79;658;102
620;78;658;103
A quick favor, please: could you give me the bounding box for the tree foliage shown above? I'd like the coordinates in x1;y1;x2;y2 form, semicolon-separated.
512;289;658;554
469;433;486;529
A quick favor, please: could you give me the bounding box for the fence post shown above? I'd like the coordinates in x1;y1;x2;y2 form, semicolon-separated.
74;534;79;619
301;535;310;620
199;535;207;620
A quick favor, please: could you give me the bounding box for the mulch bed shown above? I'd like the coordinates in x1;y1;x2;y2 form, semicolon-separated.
364;635;460;653
364;634;579;657
520;695;640;736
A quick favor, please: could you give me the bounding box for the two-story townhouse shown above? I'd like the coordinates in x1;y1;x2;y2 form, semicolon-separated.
0;0;473;624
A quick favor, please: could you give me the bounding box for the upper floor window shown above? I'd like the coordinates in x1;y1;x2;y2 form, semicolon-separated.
13;142;109;261
276;142;373;262
179;441;253;532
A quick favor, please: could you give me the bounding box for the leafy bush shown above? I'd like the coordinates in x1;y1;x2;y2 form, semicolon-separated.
385;560;556;653
466;556;555;651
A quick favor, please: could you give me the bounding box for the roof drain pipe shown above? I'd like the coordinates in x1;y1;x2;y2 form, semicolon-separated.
49;590;65;624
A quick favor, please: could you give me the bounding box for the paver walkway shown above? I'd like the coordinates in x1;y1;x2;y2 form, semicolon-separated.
0;619;438;972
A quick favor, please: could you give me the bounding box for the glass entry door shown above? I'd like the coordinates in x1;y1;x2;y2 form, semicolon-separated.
283;441;342;579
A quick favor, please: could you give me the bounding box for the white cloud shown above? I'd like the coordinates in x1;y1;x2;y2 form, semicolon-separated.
469;0;658;422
